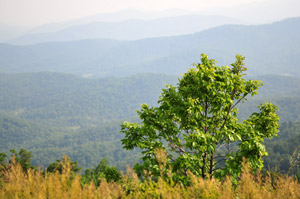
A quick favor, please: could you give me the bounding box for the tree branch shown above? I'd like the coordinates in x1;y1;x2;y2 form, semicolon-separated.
216;143;226;152
213;157;226;167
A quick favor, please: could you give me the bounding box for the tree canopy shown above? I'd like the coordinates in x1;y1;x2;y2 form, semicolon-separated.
121;54;280;181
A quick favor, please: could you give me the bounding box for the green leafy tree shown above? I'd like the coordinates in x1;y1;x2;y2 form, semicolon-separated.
121;54;279;181
0;152;7;166
9;149;36;171
81;158;121;186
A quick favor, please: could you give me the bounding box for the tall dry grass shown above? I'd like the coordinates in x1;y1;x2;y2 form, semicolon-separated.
0;157;300;199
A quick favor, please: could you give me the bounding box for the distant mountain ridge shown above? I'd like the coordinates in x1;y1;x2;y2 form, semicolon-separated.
0;17;299;77
0;9;193;42
10;15;242;44
19;9;196;35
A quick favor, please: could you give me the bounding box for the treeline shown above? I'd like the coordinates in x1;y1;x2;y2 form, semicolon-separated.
0;149;122;187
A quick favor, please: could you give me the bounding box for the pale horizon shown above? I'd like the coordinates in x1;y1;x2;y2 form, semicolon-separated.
0;0;299;27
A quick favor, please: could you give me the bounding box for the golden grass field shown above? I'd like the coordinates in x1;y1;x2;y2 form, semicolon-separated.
1;157;300;199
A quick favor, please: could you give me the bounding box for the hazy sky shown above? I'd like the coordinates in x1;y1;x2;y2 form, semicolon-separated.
0;0;299;26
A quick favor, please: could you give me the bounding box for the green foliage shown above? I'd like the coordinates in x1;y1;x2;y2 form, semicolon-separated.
9;148;36;172
121;54;279;181
46;156;81;174
0;153;6;166
81;158;121;185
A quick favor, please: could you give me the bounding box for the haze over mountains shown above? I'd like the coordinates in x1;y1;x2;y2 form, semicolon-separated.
0;9;244;43
10;15;243;44
3;0;300;44
0;17;299;78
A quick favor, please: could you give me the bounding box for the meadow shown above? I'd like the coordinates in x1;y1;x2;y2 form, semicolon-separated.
1;156;300;199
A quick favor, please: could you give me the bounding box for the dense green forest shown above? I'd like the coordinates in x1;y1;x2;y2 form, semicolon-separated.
0;71;300;172
0;112;140;170
0;72;299;126
0;72;177;127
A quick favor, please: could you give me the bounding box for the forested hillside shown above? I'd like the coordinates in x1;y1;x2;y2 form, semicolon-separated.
0;72;177;127
1;72;299;126
0;110;141;170
0;72;300;170
0;73;178;169
264;121;300;174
